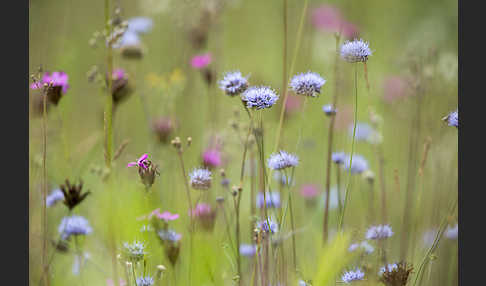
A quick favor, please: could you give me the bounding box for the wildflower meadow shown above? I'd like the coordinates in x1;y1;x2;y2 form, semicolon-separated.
29;0;458;285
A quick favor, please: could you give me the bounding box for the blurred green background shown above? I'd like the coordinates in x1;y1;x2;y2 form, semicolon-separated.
29;0;457;285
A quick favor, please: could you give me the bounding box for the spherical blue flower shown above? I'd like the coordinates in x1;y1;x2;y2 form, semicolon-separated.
189;168;212;190
343;155;368;174
348;122;374;141
46;189;65;207
332;152;346;164
366;224;394;240
348;241;374;254
136;275;154;286
444;109;458;128
256;192;281;209
158;229;182;242
257;217;279;234
340;39;372;63
379;263;398;276
289;72;326;97
267;150;299;170
241;86;279;110
127;17;153;34
322;104;337;116
342;268;365;283
239;244;257;257
219;71;249;96
122;240;147;261
58;215;93;240
445;224;458;239
114;31;141;49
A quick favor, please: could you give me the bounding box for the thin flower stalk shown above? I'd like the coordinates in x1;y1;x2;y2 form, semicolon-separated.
323;33;341;243
41;84;49;286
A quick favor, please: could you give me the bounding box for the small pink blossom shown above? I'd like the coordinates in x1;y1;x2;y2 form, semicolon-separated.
112;68;126;80
191;53;212;69
202;149;222;168
147;208;180;222
285;95;303;114
300;184;320;198
383;76;410;103
30;71;70;93
311;4;359;38
127;153;149;169
189;203;212;217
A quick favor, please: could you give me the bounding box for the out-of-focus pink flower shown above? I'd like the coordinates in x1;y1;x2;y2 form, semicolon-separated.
383;76;410;103
285;95;303;114
112;68;126;80
335;104;353;130
311;4;359;39
127;153;149;169
30;71;70;93
106;278;127;286
191;53;212;69
189;203;212;217
202;149;222;168
148;208;180;222
300;184;320;198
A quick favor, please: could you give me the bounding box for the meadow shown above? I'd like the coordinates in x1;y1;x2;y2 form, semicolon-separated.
29;0;458;285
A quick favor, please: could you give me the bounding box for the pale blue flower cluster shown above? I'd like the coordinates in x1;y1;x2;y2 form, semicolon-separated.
189;168;212;190
342;268;365;283
348;241;374;254
348;122;374;141
340;39;372;63
239;244;257;257
46;189;64;207
445;224;458;239
136;275;155;286
379;263;398;276
123;240;147;261
219;71;249;96
332;152;346;164
322;104;337;116
445;110;458;128
58;215;93;240
158;229;182;242
241;86;279;110
257;218;279;234
343;155;368;174
115;17;153;49
256;192;281;209
289;72;326;97
365;224;394;240
267;151;299;170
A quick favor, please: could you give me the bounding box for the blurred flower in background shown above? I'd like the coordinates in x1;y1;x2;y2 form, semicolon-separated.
383;75;411;103
311;4;359;39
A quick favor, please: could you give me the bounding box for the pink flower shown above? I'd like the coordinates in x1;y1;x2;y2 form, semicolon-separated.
202;149;222;168
383;76;410;103
148;208;180;222
112;68;126;80
127;153;149;169
106;278;127;286
30;71;70;93
191;53;212;69
285;95;303;114
189;203;212;217
300;184;320;198
311;4;359;39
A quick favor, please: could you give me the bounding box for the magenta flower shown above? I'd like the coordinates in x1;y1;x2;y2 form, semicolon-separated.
300;184;320;198
112;68;126;80
191;53;212;69
202;149;222;168
31;71;70;93
127;154;149;169
154;210;180;222
383;76;410;103
285;95;303;115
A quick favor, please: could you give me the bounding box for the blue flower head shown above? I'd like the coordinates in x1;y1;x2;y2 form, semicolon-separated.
127;17;153;34
322;104;337;116
58;215;93;240
122;240;147;262
46;189;65;207
348;241;374;254
379;263;398;276
366;224;394;240
445;224;458;239
443;109;458;128
136;275;154;286
239;244;257;257
267;150;299;170
219;71;249;96
189;168;212;190
342;268;365;283
340;39;372;63
289;72;326;97
332;152;346;164
158;229;182;243
348;122;374;141
241;86;279;110
256;192;281;209
343;155;368;174
257;217;279;234
114;31;141;49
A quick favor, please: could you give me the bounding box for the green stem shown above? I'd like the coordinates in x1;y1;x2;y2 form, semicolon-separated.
42;88;49;286
338;62;359;231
